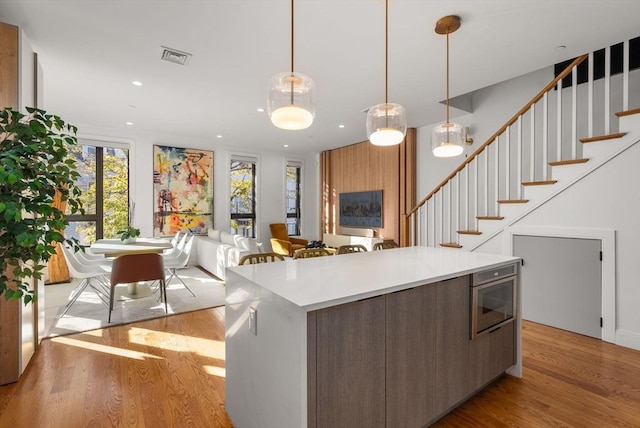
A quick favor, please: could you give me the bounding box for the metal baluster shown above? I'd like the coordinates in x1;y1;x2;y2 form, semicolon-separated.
505;127;511;200
494;136;499;214
517;116;522;199
604;46;611;135
483;147;489;216
474;156;479;230
530;105;535;182
588;51;594;138
456;172;460;238
556;80;562;161
571;65;577;159
543;92;548;180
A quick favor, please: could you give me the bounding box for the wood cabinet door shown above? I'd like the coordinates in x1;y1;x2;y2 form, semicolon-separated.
469;321;516;391
315;296;386;428
386;285;437;427
434;276;471;415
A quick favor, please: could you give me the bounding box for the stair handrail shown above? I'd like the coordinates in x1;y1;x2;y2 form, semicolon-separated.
407;54;588;217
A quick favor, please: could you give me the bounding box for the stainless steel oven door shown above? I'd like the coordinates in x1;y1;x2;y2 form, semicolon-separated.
471;275;516;339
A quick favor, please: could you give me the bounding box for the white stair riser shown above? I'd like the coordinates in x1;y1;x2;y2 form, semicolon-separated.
550;162;592;182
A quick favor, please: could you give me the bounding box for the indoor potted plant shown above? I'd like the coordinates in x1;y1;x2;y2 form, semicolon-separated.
0;107;84;303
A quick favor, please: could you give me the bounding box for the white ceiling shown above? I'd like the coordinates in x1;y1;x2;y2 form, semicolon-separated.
1;0;639;154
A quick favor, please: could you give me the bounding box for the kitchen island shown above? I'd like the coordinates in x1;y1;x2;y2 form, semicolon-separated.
225;246;521;428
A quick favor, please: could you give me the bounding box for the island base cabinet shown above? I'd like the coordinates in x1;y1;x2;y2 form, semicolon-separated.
310;296;386;428
434;276;471;416
307;274;515;428
386;284;437;427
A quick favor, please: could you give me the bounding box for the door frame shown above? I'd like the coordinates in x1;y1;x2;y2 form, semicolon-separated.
503;226;615;343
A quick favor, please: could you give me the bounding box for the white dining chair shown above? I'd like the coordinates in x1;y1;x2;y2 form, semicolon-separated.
75;248;113;267
59;245;112;317
162;232;188;258
163;234;196;297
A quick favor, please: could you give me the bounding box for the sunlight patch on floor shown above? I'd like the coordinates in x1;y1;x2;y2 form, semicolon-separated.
203;365;226;378
50;336;163;360
127;327;225;360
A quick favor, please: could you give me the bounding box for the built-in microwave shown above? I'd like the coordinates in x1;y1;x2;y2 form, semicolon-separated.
470;263;518;339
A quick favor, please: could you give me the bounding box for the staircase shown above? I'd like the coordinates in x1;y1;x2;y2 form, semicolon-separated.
408;39;640;250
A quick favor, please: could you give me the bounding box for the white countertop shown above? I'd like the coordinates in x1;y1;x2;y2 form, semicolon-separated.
227;246;519;311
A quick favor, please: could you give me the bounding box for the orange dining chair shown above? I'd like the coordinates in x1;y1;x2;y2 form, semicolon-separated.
269;223;308;257
109;253;166;323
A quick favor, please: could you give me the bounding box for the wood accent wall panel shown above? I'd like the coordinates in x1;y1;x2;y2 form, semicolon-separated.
0;21;20;386
0;23;18;109
320;131;416;244
47;191;70;284
322;142;401;241
307;311;317;428
400;129;416;246
315;297;386;428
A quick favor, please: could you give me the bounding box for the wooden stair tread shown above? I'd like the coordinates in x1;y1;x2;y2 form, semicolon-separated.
477;216;504;220
440;242;462;248
522;180;557;186
457;230;482;235
549;158;589;166
615;108;640;117
580;132;626;143
497;199;529;204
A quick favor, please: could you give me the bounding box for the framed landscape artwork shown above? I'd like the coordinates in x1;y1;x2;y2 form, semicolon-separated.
153;145;213;236
339;190;383;228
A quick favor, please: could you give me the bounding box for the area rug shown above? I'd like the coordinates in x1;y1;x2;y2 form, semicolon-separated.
44;266;225;337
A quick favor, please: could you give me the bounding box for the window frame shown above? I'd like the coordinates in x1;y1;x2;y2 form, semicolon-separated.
230;155;258;238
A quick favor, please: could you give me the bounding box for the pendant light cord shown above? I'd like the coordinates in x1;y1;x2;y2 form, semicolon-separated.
384;0;389;104
290;0;295;74
288;0;296;105
446;29;450;124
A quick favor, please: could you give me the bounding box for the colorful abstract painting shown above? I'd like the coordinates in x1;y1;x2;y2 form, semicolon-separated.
153;145;213;236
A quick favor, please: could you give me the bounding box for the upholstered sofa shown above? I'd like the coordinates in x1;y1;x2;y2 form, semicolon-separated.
195;229;261;280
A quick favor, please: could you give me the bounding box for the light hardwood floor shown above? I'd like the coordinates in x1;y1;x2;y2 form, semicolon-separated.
1;308;638;427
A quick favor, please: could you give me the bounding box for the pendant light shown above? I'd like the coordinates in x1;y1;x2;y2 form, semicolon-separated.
267;0;316;130
366;0;407;146
431;15;464;157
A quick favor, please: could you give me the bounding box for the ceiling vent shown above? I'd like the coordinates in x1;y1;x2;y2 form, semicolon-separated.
160;46;192;66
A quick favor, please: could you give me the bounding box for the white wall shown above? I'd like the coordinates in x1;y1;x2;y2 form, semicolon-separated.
74;125;320;250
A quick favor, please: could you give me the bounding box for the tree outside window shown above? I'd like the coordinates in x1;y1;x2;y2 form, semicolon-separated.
230;159;256;238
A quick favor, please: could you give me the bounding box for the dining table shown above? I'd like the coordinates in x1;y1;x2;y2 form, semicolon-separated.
89;237;173;297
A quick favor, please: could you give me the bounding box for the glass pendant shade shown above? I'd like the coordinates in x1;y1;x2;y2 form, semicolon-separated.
366;103;407;146
267;71;316;130
431;122;465;157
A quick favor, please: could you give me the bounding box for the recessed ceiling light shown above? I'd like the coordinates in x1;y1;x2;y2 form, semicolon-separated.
217;135;222;138
555;45;566;51
283;144;289;148
132;81;143;86
129;104;136;108
126;122;134;126
338;124;345;128
257;108;265;112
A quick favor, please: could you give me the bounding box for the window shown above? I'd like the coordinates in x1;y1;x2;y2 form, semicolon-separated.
64;142;130;245
230;157;257;238
286;161;302;236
